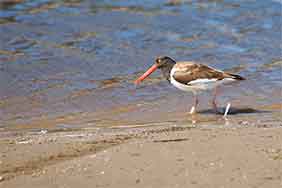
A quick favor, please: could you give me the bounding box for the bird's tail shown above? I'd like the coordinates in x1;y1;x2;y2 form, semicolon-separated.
227;73;246;80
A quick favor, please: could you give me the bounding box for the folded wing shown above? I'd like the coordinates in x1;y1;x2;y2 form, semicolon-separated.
172;62;244;85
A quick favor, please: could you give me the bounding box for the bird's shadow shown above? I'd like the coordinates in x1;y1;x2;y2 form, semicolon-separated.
199;107;270;115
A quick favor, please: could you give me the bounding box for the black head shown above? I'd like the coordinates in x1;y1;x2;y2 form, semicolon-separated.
134;56;176;84
155;56;176;68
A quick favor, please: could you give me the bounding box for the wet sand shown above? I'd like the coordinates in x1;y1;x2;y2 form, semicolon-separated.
1;122;282;188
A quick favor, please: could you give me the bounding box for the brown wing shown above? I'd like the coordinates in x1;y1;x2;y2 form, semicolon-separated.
172;62;227;85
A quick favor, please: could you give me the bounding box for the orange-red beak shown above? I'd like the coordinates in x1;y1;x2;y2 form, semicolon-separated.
134;64;158;85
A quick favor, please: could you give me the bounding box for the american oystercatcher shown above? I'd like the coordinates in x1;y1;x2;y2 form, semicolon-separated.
135;56;245;114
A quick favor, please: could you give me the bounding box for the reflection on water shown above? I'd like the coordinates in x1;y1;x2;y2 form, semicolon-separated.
0;0;281;131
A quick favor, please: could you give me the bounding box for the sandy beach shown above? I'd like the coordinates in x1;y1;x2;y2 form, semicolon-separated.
1;123;282;188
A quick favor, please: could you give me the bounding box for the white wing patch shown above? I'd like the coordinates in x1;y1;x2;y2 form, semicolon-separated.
188;78;218;85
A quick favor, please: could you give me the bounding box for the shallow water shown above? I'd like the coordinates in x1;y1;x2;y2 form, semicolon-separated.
0;0;281;131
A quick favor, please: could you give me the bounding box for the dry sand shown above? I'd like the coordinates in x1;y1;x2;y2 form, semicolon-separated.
1;124;282;188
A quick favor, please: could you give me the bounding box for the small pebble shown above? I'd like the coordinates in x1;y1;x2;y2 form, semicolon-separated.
90;154;97;158
0;176;3;182
136;179;141;184
243;174;248;179
40;130;48;134
17;140;32;144
239;121;249;126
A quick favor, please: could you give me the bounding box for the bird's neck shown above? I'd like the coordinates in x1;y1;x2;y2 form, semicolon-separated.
160;64;174;81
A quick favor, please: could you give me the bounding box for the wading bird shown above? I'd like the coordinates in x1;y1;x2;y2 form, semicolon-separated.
135;56;245;115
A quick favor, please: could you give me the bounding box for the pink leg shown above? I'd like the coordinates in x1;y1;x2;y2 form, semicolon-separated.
212;87;219;113
190;94;199;114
